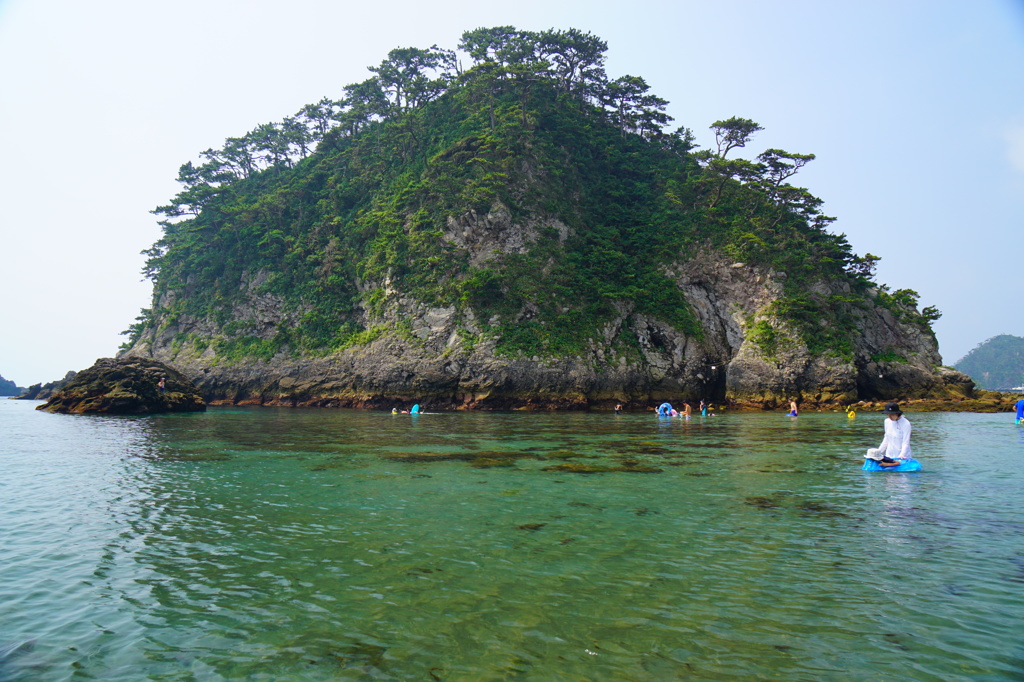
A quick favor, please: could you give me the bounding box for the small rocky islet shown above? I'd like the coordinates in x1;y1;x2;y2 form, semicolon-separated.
36;357;205;415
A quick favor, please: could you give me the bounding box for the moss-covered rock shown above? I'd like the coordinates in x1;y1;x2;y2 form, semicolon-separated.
37;357;205;415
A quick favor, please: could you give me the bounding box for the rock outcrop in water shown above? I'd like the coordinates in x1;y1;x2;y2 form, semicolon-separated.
14;371;76;400
37;357;205;415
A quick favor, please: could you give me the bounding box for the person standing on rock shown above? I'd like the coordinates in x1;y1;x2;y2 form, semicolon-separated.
158;377;166;393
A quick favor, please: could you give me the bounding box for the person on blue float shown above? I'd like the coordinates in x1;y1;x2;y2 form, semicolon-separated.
1014;396;1024;425
866;402;912;466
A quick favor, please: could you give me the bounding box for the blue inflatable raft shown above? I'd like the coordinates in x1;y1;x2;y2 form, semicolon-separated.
862;458;921;472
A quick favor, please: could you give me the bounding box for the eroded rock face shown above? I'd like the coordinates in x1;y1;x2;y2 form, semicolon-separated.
668;249;974;407
443;202;570;267
123;246;973;410
37;357;205;415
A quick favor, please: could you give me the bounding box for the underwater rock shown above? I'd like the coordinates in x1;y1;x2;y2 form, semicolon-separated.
36;357;205;415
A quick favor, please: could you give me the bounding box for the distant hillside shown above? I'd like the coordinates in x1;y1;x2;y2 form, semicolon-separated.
0;373;23;396
13;371;77;400
955;335;1024;389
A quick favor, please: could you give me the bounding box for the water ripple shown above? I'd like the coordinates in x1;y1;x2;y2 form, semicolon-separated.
2;403;1023;679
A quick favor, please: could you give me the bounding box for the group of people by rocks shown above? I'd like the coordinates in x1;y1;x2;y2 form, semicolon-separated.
646;396;917;469
652;400;712;418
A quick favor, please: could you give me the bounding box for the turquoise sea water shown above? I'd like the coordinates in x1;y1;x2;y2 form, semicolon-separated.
2;399;1023;680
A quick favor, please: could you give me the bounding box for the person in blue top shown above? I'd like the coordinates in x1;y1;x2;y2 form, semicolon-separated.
1014;396;1024;425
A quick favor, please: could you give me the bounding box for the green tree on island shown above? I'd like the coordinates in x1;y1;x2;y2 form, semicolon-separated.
127;26;942;365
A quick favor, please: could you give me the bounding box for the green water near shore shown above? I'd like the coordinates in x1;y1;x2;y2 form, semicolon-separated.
2;401;1023;680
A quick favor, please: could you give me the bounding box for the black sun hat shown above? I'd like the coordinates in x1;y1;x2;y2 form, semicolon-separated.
882;402;903;414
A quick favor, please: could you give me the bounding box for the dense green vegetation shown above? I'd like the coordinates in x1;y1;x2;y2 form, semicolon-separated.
955;335;1024;389
128;26;938;361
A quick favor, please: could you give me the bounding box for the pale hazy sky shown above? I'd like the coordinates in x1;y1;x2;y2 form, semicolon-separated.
1;0;1022;387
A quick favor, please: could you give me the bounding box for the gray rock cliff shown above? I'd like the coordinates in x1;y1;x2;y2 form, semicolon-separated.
122;243;972;409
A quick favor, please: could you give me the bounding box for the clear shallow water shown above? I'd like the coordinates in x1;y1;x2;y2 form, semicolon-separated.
2;400;1023;681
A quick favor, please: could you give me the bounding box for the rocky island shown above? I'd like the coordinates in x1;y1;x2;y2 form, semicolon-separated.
37;357;205;415
119;27;973;409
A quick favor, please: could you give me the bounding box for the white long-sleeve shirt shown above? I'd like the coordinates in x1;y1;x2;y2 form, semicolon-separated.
879;416;912;459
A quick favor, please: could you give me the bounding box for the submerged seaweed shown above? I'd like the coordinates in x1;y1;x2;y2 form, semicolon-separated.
517;523;547;531
384;450;528;463
633;508;659;516
543;449;586;459
794;500;848;517
745;496;782;509
542;463;663;474
330;641;389;671
470;458;517;468
630;446;670;456
542;463;613;474
743;492;847;517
